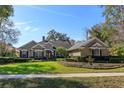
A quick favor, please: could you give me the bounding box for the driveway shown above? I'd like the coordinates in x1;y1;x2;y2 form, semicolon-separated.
0;73;124;78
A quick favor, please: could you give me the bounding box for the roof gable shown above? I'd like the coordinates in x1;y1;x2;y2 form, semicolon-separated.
19;40;37;50
85;38;108;47
91;42;103;47
31;44;45;50
68;37;108;51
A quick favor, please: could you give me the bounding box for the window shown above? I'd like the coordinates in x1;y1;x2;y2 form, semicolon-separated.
34;51;43;58
21;51;28;58
92;49;101;56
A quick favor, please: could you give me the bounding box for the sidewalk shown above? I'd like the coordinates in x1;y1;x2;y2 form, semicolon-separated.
0;73;124;78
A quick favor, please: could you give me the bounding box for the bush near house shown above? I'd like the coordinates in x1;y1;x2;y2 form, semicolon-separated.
0;57;32;64
66;56;86;62
56;47;68;58
66;58;78;62
92;56;124;63
66;56;124;63
109;56;124;63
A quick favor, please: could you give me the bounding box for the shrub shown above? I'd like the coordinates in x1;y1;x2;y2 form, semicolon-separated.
14;58;32;63
66;55;124;63
66;58;78;62
0;57;32;64
77;56;85;62
56;47;68;58
89;56;124;63
86;56;94;65
0;57;14;64
91;56;109;63
109;56;124;63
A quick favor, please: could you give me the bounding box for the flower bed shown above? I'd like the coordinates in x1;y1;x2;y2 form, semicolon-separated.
60;61;124;69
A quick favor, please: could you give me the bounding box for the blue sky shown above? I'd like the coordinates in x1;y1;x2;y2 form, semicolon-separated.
13;5;105;48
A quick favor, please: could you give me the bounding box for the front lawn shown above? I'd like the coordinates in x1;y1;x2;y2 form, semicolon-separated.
0;61;124;74
0;76;124;88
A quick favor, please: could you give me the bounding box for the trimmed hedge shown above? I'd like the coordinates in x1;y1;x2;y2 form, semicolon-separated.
14;58;32;62
91;56;109;63
109;56;124;63
66;56;86;62
92;56;124;63
0;57;32;64
66;56;124;63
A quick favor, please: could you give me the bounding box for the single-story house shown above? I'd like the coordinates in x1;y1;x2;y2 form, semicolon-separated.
68;37;109;57
18;36;72;59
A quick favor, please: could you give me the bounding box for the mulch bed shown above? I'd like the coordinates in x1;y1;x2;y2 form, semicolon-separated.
60;61;124;69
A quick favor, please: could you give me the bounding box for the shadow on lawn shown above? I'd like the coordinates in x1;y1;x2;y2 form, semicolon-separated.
0;78;89;88
0;64;56;74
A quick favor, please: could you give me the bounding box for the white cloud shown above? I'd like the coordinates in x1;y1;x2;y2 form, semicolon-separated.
24;26;31;31
15;21;33;26
14;21;40;32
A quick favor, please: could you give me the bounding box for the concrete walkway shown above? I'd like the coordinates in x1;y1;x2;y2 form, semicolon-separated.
0;73;124;78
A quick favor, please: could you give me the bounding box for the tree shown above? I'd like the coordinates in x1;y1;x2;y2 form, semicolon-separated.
102;5;124;29
87;6;124;56
101;5;124;46
0;19;20;56
46;29;57;41
88;23;117;46
109;46;124;56
46;29;75;45
0;5;20;57
47;29;69;41
56;47;68;58
0;5;14;19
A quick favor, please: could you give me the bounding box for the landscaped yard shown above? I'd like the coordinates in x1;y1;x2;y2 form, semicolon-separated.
0;61;124;74
0;76;124;88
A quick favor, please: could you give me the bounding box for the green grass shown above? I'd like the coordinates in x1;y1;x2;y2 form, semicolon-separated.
56;58;65;61
0;76;124;88
0;61;124;74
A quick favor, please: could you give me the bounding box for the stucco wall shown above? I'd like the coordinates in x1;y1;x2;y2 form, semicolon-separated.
81;47;91;57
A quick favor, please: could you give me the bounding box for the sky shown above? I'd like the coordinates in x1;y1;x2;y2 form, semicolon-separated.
13;5;105;48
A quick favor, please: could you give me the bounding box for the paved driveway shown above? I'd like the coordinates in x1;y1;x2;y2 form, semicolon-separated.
0;73;124;78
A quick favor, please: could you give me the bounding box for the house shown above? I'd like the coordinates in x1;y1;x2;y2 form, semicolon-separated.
18;36;72;59
68;37;109;57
